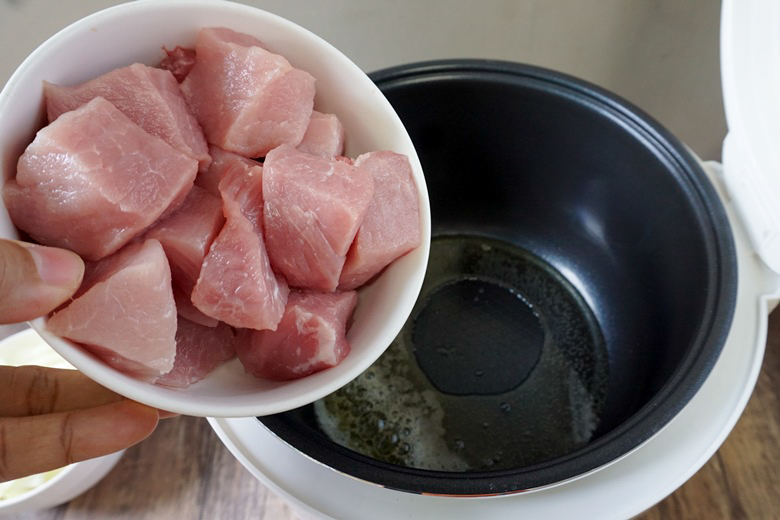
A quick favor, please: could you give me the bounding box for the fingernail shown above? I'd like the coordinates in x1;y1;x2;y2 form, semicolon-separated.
25;244;85;288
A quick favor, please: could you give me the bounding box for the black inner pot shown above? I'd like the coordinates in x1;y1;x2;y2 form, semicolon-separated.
258;60;737;496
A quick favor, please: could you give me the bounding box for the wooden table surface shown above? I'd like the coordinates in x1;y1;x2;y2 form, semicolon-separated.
5;312;779;520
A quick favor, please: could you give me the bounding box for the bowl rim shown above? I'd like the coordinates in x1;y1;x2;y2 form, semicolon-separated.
258;59;738;496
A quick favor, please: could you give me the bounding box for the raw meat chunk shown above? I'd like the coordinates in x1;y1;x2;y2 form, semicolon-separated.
199;146;265;226
4;97;197;261
196;145;262;196
298;111;345;158
216;151;265;230
173;284;219;327
155;317;236;388
263;145;375;291
44;63;210;171
339;151;421;290
192;157;288;330
159;46;197;82
181;27;315;157
46;239;177;379
192;208;288;330
236;290;358;380
145;185;224;293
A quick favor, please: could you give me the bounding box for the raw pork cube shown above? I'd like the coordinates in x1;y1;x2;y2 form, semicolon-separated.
263;145;374;291
173;284;219;327
44;63;210;171
159;46;197;82
196;145;262;196
4;97;197;261
155;317;236;388
297;111;345;158
216;150;265;230
236;290;358;380
192;204;288;330
192;158;288;330
145;185;224;294
339;151;421;290
46;239;177;379
181;27;315;157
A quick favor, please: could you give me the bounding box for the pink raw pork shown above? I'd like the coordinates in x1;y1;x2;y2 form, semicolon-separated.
44;63;210;171
4;97;197;261
155;317;236;388
145;185;224;294
216;151;265;229
339;151;421;290
263;145;374;291
159;46;197;83
192;156;289;330
236;290;358;381
181;27;315;157
173;284;219;327
196;145;263;198
297;111;345;158
46;239;177;379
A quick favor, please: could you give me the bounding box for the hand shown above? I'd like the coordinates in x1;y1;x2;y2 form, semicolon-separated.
0;239;161;483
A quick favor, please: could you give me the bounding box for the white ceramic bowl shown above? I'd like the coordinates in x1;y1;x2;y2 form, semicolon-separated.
0;328;124;515
0;0;430;417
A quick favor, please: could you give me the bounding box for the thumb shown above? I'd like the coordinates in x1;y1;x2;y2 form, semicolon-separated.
0;239;84;324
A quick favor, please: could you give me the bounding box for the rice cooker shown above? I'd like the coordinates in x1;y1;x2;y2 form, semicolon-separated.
207;1;780;518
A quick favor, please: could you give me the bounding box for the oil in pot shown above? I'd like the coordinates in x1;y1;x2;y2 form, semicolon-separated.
315;235;609;471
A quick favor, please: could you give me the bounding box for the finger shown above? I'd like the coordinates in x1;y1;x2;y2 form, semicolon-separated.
157;410;179;419
0;400;158;483
0;366;124;417
0;239;84;324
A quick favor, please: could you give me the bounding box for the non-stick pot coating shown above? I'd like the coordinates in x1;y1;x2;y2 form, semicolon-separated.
259;60;737;495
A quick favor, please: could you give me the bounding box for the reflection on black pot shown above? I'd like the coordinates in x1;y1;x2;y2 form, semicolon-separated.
315;235;608;471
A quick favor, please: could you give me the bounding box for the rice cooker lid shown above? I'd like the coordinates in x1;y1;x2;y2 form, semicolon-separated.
720;0;780;273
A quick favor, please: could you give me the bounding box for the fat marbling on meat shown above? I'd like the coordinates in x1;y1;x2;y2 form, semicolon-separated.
4;97;197;261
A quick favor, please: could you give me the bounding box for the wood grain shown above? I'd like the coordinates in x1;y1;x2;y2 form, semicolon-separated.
4;312;780;520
